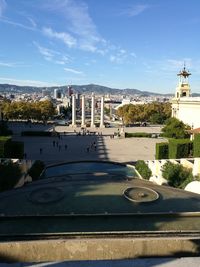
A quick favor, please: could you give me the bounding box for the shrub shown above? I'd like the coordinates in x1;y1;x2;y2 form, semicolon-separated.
156;142;169;159
21;131;52;137
0;161;22;191
0;136;11;157
168;139;192;159
162;162;193;189
28;160;45;181
125;132;152;138
193;134;200;157
4;140;24;159
135;160;152;179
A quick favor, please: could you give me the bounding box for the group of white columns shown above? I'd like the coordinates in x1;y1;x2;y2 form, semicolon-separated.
71;93;105;128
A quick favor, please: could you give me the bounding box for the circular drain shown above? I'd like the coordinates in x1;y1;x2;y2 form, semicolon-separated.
124;187;159;203
28;187;64;204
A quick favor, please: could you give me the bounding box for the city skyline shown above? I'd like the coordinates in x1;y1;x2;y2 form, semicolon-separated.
0;0;200;93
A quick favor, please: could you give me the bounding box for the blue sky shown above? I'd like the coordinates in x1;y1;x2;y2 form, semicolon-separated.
0;0;200;93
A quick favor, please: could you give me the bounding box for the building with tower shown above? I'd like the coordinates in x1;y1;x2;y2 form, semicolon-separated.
171;65;200;128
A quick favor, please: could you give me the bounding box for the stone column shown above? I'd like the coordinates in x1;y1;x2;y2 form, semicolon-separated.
72;94;76;127
100;96;105;128
81;94;86;127
90;93;95;128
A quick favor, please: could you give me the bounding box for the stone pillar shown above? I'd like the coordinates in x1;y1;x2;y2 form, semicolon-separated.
72;94;76;127
100;96;105;128
90;93;95;128
81;94;86;127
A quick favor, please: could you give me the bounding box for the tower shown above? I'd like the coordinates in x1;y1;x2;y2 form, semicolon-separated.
175;64;191;99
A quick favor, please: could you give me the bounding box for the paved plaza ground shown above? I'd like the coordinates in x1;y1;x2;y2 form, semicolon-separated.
9;122;166;164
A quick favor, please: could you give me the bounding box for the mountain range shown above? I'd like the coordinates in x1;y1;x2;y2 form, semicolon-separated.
0;83;173;97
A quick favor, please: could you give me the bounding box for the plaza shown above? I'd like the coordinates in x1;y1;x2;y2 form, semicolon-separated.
9;122;164;164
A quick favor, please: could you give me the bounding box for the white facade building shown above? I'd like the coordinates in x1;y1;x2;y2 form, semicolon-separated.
171;66;200;128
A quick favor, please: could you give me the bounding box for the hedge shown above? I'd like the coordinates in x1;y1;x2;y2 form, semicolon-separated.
193;134;200;157
4;140;24;159
125;132;152;138
156;142;169;159
21;131;52;137
0;136;11;157
168;139;192;159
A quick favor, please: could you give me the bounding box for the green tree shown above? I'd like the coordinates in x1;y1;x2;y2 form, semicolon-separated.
1;100;56;121
116;102;171;125
161;117;190;139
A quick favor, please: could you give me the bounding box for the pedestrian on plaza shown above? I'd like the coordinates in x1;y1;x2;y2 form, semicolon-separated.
65;144;68;150
53;140;55;147
39;148;43;154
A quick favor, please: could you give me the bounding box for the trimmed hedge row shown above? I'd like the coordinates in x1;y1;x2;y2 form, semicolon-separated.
125;132;152;138
169;139;193;159
156;139;192;159
193;134;200;157
156;142;169;159
21;131;52;137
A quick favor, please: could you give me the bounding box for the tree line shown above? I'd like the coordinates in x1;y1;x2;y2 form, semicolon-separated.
0;100;56;121
116;102;171;125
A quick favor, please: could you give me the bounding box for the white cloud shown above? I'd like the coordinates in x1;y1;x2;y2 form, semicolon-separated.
130;52;137;58
109;49;129;64
43;0;106;53
64;67;83;75
0;0;6;17
121;4;149;17
27;17;37;28
0;77;60;87
43;27;77;48
33;42;70;65
0;17;36;31
0;61;14;67
0;61;29;67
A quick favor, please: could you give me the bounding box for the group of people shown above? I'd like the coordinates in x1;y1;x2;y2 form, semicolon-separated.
86;141;97;153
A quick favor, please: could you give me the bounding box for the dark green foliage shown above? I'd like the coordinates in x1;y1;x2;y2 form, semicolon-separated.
0;161;22;191
149;113;166;124
161;117;190;139
156;142;169;159
125;132;152;138
193;134;200;157
28;160;45;181
168;139;192;159
135;160;152;179
162;162;193;189
21;131;52;137
4;141;24;159
0;136;11;157
0;121;12;136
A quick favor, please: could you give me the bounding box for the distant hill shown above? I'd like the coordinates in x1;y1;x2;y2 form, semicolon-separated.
0;83;172;96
